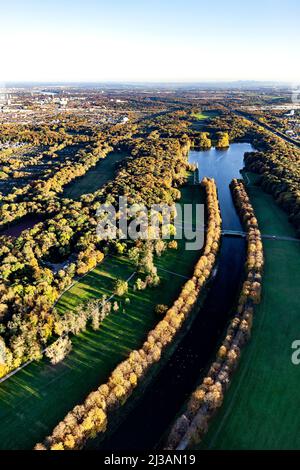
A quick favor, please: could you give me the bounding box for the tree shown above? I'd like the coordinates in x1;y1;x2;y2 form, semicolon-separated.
155;304;168;316
216;131;230;149
114;279;128;297
199;132;212;149
0;337;7;378
168;240;178;250
45;336;72;364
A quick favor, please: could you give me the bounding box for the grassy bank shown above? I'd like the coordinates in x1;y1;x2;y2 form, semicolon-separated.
0;182;204;450
199;172;300;450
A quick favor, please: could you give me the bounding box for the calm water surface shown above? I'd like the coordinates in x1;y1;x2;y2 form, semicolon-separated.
189;143;253;230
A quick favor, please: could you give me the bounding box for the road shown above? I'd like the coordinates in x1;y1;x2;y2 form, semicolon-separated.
231;109;300;149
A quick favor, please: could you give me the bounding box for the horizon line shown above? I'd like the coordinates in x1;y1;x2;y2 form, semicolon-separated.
1;79;297;87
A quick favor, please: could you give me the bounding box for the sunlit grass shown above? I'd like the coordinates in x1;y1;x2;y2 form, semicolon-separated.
199;174;300;450
0;180;205;450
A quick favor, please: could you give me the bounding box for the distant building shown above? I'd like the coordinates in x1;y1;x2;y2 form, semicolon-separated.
53;97;68;107
284;109;295;117
60;98;68;107
0;93;11;108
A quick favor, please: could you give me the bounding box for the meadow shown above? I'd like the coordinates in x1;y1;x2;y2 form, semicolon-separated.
63;150;127;199
199;173;300;449
191;111;219;120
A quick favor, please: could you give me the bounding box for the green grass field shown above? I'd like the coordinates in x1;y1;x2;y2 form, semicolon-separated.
191;110;219;121
63;151;127;199
0;182;204;450
190;110;219;132
199;173;300;450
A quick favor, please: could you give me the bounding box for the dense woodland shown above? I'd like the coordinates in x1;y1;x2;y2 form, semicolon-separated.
0;113;192;376
35;177;222;450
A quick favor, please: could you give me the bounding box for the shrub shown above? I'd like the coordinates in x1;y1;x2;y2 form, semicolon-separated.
155;304;169;316
114;279;128;297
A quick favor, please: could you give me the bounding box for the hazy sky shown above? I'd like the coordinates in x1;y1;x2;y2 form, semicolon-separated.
1;0;299;82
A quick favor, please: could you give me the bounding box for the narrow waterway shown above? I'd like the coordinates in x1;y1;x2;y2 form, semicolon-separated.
95;143;253;450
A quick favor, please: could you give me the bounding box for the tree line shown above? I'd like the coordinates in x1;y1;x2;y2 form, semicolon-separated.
165;179;264;450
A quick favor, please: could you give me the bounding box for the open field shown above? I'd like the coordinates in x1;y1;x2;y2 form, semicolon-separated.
0;182;204;450
190;110;219;131
199;173;300;450
63;150;128;199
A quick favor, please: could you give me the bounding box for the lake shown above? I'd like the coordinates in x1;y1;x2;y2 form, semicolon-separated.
189;142;254;230
95;143;252;450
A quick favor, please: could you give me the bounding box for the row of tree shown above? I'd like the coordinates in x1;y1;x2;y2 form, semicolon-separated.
34;177;222;450
0;139;113;229
165;179;264;450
